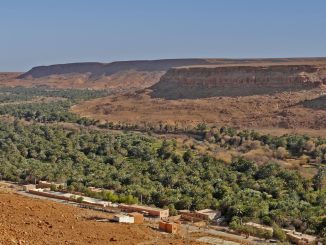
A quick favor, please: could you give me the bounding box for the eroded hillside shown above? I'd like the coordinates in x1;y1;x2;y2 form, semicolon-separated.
150;63;326;99
0;59;216;91
2;58;326;92
71;60;326;134
2;58;326;134
71;89;326;135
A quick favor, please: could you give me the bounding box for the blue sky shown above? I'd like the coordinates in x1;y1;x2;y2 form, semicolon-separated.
1;0;326;71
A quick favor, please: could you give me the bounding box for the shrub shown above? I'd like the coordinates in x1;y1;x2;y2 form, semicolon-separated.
272;223;287;241
76;196;84;203
275;147;289;159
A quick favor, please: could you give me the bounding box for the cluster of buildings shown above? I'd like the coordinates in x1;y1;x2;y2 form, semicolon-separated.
245;222;318;245
22;182;320;242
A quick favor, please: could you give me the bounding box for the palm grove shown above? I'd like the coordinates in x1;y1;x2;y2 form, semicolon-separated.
0;87;325;238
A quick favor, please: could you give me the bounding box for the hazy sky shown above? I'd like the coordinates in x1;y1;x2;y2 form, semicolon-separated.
1;0;326;71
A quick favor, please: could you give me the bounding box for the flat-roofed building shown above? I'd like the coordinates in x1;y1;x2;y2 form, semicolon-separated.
179;209;221;222
159;221;179;234
128;212;144;224
88;187;103;193
119;204;169;218
37;181;66;189
196;209;221;221
88;187;115;194
244;222;273;233
23;184;36;191
283;230;317;245
112;214;134;224
27;189;110;207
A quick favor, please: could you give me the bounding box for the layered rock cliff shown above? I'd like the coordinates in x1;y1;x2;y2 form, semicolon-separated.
150;64;326;99
2;58;326;92
15;59;216;90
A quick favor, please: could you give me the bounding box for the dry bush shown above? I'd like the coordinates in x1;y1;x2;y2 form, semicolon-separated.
240;140;262;151
283;159;301;170
275;147;289;159
243;147;273;164
298;155;311;165
222;135;231;143
316;144;326;152
304;140;315;153
215;151;234;164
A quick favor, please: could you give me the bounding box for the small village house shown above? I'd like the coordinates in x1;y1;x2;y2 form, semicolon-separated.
119;204;169;218
112;214;134;224
159;221;179;234
37;181;66;190
179;209;221;222
283;229;317;245
22;184;36;191
244;222;274;233
128;212;144;224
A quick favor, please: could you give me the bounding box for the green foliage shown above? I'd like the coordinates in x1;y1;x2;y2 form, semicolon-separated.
0;87;108;102
0;87;107;125
76;196;84;203
272;223;287;241
211;126;326;164
50;184;57;191
231;158;257;174
0;120;324;236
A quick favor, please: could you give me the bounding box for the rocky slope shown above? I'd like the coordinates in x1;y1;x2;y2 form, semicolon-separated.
150;63;326;99
2;59;216;91
3;58;326;91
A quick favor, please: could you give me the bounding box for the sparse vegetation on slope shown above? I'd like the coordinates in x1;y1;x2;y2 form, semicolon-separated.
72;89;326;133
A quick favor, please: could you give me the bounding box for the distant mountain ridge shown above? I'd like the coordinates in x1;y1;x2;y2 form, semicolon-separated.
19;57;326;79
18;59;213;79
0;57;325;92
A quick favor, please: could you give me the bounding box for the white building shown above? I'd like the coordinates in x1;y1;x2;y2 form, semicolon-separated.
112;214;134;224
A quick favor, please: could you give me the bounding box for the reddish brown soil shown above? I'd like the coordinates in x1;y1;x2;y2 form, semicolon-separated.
0;190;201;245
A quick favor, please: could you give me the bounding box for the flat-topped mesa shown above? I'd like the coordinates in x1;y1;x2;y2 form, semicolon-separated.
18;58;326;79
18;59;214;79
150;64;326;99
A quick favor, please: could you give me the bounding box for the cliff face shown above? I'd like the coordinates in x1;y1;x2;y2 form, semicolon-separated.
16;59;215;91
3;58;326;91
150;65;326;99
